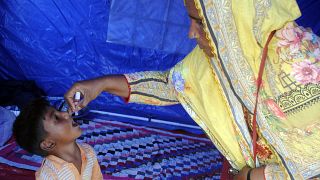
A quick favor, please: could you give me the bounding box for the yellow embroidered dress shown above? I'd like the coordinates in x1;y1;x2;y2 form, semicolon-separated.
124;0;320;179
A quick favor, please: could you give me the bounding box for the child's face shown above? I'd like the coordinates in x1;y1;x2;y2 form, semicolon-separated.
42;106;82;145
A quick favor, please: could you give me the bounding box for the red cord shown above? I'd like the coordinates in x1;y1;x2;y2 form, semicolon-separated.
252;30;276;165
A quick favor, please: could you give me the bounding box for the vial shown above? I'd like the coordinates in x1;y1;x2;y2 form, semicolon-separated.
74;91;81;116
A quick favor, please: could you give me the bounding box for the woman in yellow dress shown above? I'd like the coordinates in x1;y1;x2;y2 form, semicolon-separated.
65;0;320;179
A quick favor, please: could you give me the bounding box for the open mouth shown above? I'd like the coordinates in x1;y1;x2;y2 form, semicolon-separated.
72;120;79;127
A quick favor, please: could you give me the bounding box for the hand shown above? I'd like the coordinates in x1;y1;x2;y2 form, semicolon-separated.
233;166;251;180
64;78;105;113
64;75;130;113
233;166;265;180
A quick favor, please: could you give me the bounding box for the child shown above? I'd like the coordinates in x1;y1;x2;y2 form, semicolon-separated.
13;98;103;180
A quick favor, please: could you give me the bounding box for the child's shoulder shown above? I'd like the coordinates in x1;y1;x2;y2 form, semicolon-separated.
35;157;59;179
77;143;96;157
78;142;93;151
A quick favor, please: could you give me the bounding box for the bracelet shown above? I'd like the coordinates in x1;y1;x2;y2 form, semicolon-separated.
228;168;239;175
247;168;253;180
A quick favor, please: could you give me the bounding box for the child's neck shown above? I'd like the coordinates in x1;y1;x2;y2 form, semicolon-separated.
51;141;82;174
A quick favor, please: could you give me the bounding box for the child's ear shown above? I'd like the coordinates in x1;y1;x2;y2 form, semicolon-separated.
40;139;56;152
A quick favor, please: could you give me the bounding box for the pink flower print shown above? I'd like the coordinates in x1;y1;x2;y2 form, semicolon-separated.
317;69;320;82
303;31;319;44
291;60;320;84
308;48;320;62
303;32;313;41
264;99;286;120
313;48;320;61
276;24;303;54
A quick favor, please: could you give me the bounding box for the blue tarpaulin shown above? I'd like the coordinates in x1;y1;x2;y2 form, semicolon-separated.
0;0;319;130
107;0;196;55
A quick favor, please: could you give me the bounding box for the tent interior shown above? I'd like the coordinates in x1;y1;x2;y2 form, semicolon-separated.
0;0;319;179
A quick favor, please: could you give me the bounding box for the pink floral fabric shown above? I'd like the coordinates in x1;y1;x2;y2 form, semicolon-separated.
291;60;320;84
275;22;320;85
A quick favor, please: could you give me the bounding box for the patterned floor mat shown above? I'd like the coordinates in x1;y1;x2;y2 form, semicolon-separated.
0;118;222;179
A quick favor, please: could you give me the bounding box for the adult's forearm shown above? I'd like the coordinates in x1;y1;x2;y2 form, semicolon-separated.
234;166;265;180
124;71;179;106
250;166;265;180
98;75;130;98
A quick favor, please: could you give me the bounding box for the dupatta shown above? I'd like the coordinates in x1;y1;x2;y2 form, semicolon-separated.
191;0;320;178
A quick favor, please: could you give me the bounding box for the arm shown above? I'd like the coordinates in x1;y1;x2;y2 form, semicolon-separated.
100;75;130;98
234;163;288;180
65;75;129;112
124;70;179;106
234;166;265;180
65;70;179;112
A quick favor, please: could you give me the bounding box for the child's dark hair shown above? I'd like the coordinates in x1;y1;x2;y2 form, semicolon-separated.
13;98;50;157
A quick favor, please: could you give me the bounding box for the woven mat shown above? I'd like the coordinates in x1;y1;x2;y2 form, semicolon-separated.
0;118;222;179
